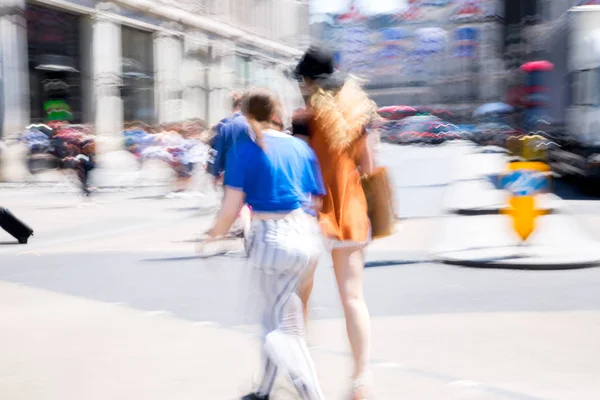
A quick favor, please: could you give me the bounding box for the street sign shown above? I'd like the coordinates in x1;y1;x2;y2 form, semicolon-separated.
500;169;549;197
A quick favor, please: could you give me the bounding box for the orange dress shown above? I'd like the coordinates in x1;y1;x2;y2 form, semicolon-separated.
309;119;371;243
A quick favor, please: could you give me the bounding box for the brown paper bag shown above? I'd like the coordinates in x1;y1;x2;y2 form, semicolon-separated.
361;166;397;240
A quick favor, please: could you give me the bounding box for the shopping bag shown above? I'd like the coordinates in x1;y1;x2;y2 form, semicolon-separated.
361;166;396;240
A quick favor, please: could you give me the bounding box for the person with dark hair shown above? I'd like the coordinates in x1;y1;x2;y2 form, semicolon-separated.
199;88;326;400
206;91;254;237
206;91;252;182
76;139;96;196
293;45;378;400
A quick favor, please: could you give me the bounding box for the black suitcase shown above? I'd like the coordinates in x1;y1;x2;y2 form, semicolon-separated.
0;207;33;244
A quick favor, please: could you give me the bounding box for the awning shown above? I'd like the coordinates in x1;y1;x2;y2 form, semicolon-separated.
35;55;79;73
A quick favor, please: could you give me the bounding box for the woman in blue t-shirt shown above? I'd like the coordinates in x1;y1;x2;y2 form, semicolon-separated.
200;89;326;400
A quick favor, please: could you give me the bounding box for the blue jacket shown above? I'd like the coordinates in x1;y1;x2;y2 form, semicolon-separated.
206;113;252;177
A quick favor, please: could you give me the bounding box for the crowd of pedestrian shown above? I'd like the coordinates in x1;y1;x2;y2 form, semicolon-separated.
16;118;214;196
122;119;211;193
19;121;97;195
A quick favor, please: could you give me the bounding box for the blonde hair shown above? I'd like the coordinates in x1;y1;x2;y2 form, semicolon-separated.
309;76;377;152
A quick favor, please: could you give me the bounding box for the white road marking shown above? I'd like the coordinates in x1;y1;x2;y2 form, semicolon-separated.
191;321;218;327
16;251;41;256
448;380;481;388
143;310;174;317
373;362;404;369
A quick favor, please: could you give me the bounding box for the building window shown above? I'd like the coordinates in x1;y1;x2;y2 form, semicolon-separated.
569;69;600;106
25;4;82;123
121;26;155;123
234;55;249;88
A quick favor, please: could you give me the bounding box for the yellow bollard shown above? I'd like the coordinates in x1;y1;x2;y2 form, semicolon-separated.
500;162;552;242
507;161;550;173
521;135;549;162
506;135;522;158
501;196;549;242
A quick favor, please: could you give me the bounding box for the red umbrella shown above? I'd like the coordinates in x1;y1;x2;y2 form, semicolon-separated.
520;61;554;73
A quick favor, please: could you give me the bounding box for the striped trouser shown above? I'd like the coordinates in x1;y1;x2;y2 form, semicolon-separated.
247;212;324;400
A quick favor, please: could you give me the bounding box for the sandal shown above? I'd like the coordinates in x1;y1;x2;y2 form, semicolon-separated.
350;372;372;400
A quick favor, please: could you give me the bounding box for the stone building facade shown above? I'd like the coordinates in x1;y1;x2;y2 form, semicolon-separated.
0;0;310;140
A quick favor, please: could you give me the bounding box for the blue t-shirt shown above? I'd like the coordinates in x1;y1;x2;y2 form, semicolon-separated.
224;129;326;213
207;113;252;177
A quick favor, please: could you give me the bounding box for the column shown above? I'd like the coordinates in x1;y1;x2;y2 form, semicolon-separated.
182;30;210;121
207;39;235;124
0;0;29;139
93;2;123;145
154;23;184;123
80;15;95;124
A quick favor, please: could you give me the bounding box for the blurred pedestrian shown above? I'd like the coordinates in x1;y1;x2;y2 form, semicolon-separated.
293;45;378;399
76;139;96;196
206;92;252;187
207;91;253;238
199;89;326;400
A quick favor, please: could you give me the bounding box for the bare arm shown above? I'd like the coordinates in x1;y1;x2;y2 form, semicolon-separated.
208;186;245;238
357;134;375;177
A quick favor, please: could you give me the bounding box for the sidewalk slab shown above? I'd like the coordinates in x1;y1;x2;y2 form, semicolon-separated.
452;151;508;182
443;179;507;212
2;281;599;400
444;178;564;214
430;214;600;269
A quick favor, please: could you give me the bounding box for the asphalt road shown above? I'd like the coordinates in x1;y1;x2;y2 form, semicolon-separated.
1;250;600;328
1;141;600;327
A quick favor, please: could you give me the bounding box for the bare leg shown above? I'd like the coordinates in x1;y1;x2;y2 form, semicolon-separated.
298;259;317;326
331;246;371;398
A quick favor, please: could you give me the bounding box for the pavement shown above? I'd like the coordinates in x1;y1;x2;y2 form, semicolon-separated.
1;142;600;399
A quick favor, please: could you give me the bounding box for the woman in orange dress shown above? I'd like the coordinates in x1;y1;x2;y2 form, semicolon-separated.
292;46;377;399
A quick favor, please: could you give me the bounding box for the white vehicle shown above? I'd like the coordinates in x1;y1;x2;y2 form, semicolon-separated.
546;5;600;181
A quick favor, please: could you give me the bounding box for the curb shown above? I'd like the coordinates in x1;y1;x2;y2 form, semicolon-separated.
434;255;600;270
0;182;170;190
364;251;429;268
446;207;557;216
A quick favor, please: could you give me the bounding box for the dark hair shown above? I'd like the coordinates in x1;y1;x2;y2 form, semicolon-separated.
242;88;281;149
242;88;280;123
294;45;335;81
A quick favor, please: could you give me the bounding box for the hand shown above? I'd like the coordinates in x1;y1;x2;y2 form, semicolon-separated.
212;175;223;190
195;229;225;256
195;231;215;256
310;196;323;213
